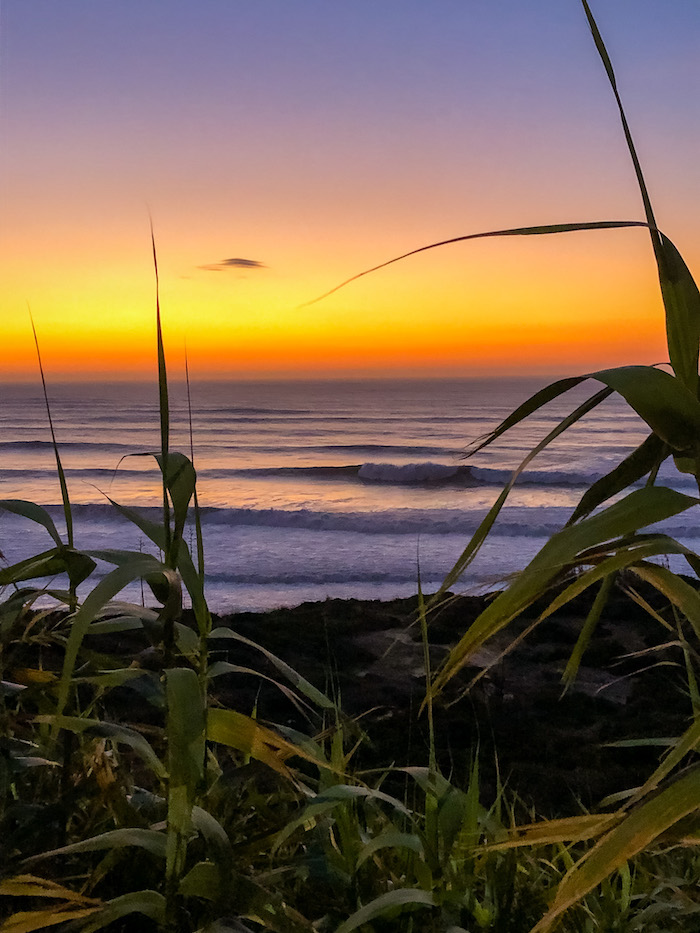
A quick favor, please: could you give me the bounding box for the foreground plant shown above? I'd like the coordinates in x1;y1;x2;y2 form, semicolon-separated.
307;1;700;929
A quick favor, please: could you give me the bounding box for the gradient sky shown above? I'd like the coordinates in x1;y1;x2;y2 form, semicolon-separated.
1;0;699;381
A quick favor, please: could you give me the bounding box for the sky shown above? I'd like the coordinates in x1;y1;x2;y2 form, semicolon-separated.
1;0;699;381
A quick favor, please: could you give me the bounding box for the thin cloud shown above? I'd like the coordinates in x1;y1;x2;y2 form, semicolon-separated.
199;257;267;272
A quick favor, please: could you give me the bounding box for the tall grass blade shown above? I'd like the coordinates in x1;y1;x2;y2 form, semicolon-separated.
567;433;667;524
165;668;206;927
561;572;615;689
77;892;166;933
435;386;611;597
333;889;437;933
29;314;73;553
53;555;180;733
0;501;63;548
0;906;99;932
432;486;698;695
304;221;647;308
581;0;700;393
150;221;172;565
531;765;700;933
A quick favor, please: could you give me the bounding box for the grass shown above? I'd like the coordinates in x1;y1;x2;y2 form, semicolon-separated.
2;0;700;930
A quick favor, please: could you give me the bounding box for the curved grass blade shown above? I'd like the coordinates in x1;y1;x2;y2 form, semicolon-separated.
334;889;437;933
54;555;180;734
0;500;63;547
209;627;335;710
0;548;95;588
77;891;166;933
29;313;73;550
591;366;700;453
434;386;612;598
207;707;334;778
0;906;99;932
150;221;172;564
39;715;166;779
567;433;668;525
531;765;700;933
24;827;167;861
580;0;700;394
302;221;647;308
630;563;700;642
432;486;699;696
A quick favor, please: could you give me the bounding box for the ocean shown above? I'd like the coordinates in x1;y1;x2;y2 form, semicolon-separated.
0;377;695;612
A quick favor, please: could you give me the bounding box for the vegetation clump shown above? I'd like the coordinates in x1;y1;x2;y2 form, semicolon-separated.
2;2;700;930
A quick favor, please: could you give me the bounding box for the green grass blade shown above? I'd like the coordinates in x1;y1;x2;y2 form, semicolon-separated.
567;433;667;524
209;627;335;709
29;314;73;550
42;716;166;779
432;486;698;695
333;889;437;933
25;828;167;861
0;548;94;587
434;386;611;598
77;892;166;933
0;500;63;547
657;232;700;395
303;221;647;308
53;555;180;734
591;366;700;452
630;563;700;642
581;2;700;393
465;376;587;458
632;717;700;803
150;221;172;564
561;572;615;689
532;765;700;933
165;668;206;916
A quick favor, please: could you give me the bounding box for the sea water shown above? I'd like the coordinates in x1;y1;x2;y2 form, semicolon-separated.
0;378;696;611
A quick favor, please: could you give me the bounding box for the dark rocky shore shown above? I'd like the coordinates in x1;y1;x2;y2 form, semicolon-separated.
205;581;693;815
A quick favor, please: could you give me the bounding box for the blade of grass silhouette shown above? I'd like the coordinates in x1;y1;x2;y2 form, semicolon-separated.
300;220;647;308
580;0;700;394
149;220;172;568
29;311;73;552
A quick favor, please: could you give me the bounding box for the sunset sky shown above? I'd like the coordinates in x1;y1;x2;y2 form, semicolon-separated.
1;0;698;381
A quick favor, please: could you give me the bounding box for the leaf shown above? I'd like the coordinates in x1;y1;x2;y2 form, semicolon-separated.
54;555;179;733
274;784;412;851
304;221;647;308
658;233;700;396
0;500;62;546
207;707;330;779
209;627;335;710
567;433;667;524
0;547;95;587
78;891;166;932
179;861;220;901
531;766;700;932
25;827;167;861
485;814;618;851
333;889;437;933
156;450;197;546
433;386;612;598
590;366;700;453
0;908;99;932
0;875;98;902
581;0;700;394
631;563;700;642
432;486;698;694
356;832;424;868
39;715;166;778
166;668;206;795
